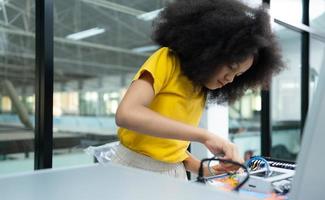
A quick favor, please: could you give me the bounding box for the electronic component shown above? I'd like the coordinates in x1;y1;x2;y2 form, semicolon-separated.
203;156;295;195
239;166;294;193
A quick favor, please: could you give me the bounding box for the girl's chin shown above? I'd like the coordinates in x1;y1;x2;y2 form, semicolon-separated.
205;85;222;90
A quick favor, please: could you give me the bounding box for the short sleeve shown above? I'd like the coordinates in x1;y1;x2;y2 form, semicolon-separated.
132;47;176;95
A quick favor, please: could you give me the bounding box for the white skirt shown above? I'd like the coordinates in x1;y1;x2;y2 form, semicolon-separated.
110;143;188;180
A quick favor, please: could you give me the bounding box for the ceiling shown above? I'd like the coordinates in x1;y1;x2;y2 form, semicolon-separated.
0;0;324;94
0;0;171;92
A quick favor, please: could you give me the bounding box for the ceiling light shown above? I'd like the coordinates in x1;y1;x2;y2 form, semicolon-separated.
137;8;163;21
66;27;105;40
132;45;159;53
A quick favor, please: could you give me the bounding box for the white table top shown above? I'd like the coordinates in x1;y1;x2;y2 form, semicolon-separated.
0;163;250;200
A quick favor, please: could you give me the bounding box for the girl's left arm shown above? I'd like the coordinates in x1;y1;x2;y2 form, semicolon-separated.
183;152;215;176
183;151;202;175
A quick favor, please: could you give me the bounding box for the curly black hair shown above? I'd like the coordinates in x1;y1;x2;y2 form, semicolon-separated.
152;0;284;104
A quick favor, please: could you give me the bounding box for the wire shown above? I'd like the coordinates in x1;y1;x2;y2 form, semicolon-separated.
196;157;250;191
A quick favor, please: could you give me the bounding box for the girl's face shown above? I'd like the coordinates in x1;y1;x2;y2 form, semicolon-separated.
204;56;254;90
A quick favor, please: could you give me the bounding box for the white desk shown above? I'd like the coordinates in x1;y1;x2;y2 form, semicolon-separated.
0;163;250;200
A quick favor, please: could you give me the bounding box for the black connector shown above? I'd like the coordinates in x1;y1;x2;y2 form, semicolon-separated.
196;157;250;191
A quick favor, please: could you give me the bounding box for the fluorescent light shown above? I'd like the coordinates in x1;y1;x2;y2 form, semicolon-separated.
82;0;144;16
66;27;105;40
240;0;261;8
0;0;7;6
132;45;159;53
137;8;163;21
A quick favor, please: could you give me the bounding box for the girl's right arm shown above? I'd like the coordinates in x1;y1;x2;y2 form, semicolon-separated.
115;71;243;164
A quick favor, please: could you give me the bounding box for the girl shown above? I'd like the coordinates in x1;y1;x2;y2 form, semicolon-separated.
111;0;284;180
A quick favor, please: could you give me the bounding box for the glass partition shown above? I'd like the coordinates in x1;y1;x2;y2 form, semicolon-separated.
0;0;35;175
52;0;164;168
229;89;261;161
310;0;325;32
310;38;325;103
271;24;301;161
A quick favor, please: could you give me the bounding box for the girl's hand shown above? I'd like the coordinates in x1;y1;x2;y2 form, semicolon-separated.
202;133;244;170
204;164;238;176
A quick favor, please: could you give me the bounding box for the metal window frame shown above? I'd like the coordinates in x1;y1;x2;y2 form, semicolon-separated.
260;0;272;157
301;0;310;134
34;0;53;170
261;89;272;157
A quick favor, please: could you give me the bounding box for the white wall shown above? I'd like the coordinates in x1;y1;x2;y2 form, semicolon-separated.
191;104;229;160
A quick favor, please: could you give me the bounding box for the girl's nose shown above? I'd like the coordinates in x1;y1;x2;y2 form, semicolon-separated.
225;73;235;83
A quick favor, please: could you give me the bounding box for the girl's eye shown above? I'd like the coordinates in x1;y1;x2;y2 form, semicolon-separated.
228;64;238;70
228;64;236;69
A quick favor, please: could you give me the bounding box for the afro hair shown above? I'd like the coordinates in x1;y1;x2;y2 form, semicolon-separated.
152;0;284;104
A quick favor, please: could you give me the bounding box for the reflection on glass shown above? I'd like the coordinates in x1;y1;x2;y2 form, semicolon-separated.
0;0;35;175
271;24;301;161
310;38;325;102
53;0;162;168
229;89;261;161
310;0;325;32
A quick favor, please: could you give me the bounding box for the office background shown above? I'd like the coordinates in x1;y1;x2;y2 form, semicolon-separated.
0;0;324;175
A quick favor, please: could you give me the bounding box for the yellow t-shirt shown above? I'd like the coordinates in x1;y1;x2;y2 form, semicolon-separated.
118;47;206;163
